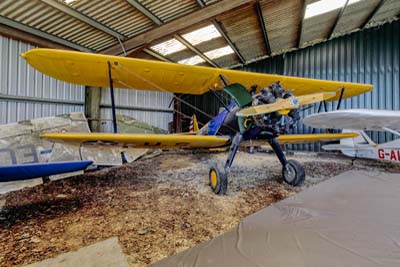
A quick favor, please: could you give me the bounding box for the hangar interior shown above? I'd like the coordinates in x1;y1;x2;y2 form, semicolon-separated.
0;0;400;266
1;0;399;136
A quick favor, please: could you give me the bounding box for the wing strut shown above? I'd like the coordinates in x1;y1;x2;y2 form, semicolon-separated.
209;89;231;112
107;61;127;163
107;61;118;134
336;87;345;110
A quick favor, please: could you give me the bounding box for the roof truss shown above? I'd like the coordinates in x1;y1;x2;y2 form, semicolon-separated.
39;0;126;41
100;0;253;55
0;15;91;51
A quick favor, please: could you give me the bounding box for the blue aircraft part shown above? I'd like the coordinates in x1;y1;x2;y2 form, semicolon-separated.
208;102;237;135
0;161;93;182
243;126;262;140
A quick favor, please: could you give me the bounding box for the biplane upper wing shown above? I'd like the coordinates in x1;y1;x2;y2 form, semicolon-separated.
40;132;358;148
22;49;372;101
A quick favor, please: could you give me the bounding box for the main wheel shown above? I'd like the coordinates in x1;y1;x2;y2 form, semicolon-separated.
282;159;305;186
209;166;228;195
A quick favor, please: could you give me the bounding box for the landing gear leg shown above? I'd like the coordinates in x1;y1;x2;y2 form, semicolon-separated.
209;133;243;195
268;137;305;186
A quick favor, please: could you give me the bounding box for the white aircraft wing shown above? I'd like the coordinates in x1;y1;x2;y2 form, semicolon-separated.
303;109;400;131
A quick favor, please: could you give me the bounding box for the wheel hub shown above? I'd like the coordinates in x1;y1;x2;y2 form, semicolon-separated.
210;170;218;187
284;164;296;183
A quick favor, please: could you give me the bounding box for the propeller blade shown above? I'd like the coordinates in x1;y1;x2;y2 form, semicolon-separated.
236;92;336;117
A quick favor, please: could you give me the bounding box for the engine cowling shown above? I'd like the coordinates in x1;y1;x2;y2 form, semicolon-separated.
249;82;300;136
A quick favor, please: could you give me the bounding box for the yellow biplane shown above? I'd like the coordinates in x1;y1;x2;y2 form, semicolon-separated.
22;49;372;195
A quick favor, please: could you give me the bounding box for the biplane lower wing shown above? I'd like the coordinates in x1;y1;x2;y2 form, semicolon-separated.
40;133;231;149
40;132;358;148
21;49;373;100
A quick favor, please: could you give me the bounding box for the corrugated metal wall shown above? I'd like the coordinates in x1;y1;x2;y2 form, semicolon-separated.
0;35;84;124
283;21;399;151
183;20;399;151
100;88;173;132
0;35;174;131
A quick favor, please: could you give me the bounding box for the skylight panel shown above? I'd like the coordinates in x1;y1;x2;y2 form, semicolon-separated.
304;0;362;19
182;25;221;46
178;56;205;65
151;38;186;56
64;0;76;4
204;46;234;59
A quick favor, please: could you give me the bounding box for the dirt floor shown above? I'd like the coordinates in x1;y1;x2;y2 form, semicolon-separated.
1;150;399;267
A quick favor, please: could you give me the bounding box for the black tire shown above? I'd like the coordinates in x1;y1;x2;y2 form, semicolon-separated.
282;159;305;186
209;166;228;195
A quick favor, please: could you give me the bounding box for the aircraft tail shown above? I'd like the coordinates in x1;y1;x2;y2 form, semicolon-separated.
189;114;199;133
323;129;375;157
340;129;375;146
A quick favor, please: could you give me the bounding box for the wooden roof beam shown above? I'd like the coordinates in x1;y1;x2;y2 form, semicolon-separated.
125;0;163;25
328;0;349;39
128;0;218;67
255;1;271;56
39;0;127;41
297;0;306;48
213;21;246;64
100;0;255;55
0;16;91;51
143;48;174;63
174;35;219;67
359;0;386;29
196;0;246;65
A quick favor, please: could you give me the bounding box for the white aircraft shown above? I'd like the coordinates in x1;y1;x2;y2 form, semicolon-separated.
303;109;400;162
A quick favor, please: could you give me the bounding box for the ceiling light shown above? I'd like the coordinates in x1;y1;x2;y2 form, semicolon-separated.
304;0;362;19
181;25;221;46
204;46;234;59
64;0;76;4
151;38;186;56
178;56;205;65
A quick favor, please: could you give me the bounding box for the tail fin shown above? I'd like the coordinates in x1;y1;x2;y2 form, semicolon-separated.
339;129;375;157
322;130;374;158
340;129;375;146
189;114;199;133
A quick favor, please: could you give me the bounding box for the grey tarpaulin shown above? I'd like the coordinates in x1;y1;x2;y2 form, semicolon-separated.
152;171;400;267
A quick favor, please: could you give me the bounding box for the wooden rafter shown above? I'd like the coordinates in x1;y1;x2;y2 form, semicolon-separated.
125;0;163;25
196;0;246;64
359;0;386;29
328;0;349;39
255;1;271;56
143;48;173;63
297;0;306;48
174;35;219;67
39;0;126;41
0;16;91;51
127;0;218;66
213;21;246;64
100;0;254;55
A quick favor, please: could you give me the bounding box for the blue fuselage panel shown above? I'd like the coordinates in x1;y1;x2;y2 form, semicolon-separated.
0;161;93;182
